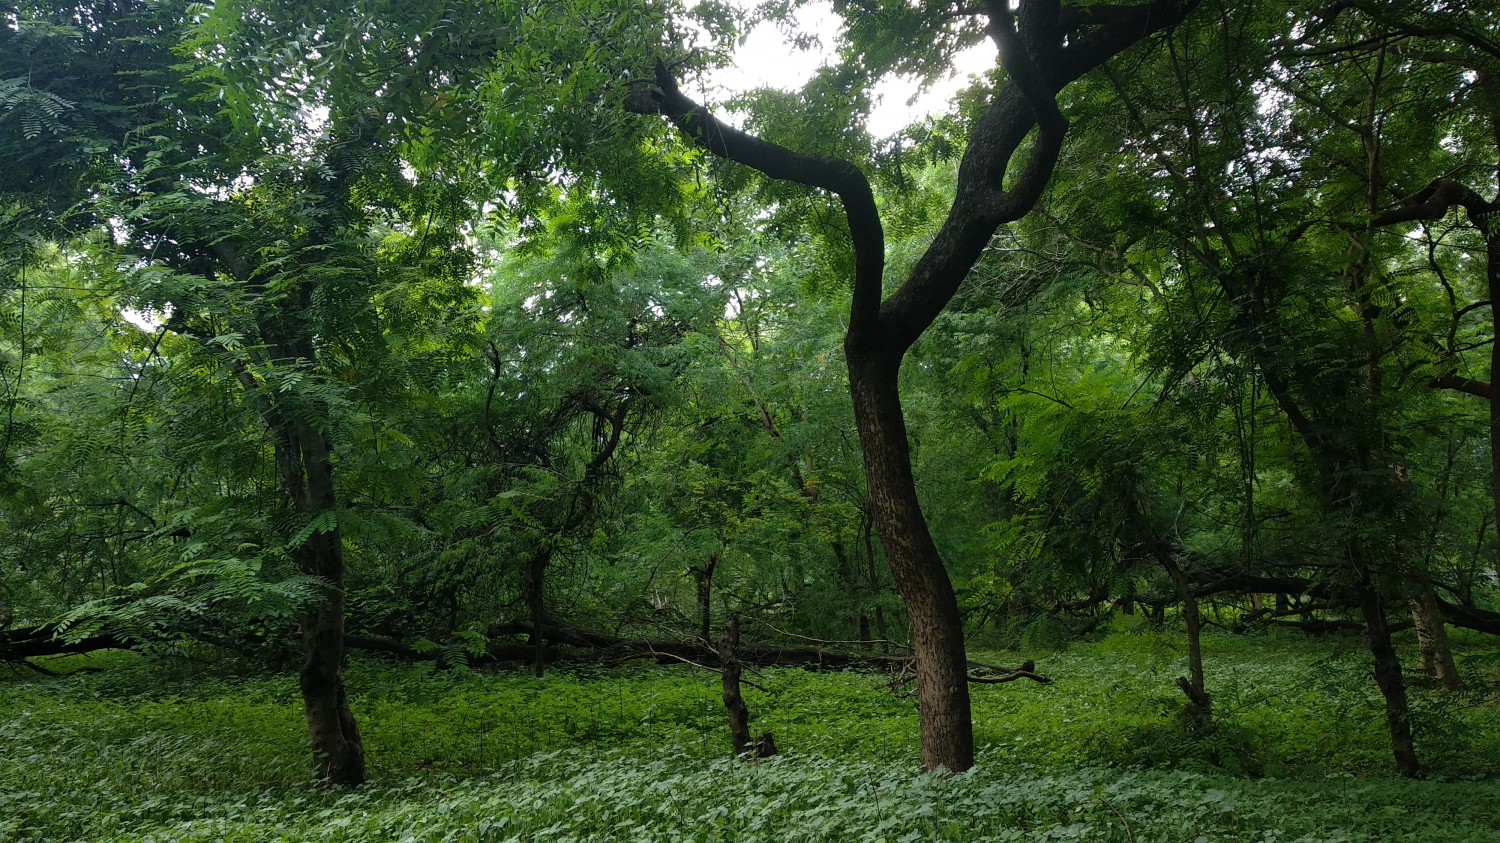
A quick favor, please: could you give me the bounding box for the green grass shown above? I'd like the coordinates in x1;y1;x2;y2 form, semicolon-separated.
2;626;1499;841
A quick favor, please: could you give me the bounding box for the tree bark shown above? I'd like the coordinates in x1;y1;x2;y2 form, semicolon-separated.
282;424;365;786
717;616;776;759
1124;491;1208;720
848;352;974;771
1488;230;1500;553
1411;586;1461;691
1355;573;1419;777
1166;559;1208;719
525;546;552;678
698;550;720;645
209;229;367;786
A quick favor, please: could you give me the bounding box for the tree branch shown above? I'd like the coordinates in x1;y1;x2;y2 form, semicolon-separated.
1373;178;1496;227
626;61;885;332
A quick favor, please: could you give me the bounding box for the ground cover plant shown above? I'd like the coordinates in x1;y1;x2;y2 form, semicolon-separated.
8;0;1500;838
4;627;1499;841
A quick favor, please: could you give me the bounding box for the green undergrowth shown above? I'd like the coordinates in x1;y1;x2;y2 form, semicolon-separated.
2;627;1498;841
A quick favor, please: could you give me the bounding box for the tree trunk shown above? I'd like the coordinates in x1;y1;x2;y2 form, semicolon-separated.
863;515;891;652
846;351;973;772
1166;560;1209;720
1129;493;1209;722
288;426;364;786
1411;586;1461;691
209;232;366;786
525;547;551;678
698;550;720;645
623;2;1198;775
1488;231;1500;554
1356;573;1420;777
718;615;776;759
719;615;752;757
298;540;363;786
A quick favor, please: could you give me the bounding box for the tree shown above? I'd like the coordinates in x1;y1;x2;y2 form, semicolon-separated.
626;0;1198;771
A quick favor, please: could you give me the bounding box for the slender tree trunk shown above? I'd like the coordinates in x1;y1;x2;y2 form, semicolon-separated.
719;615;752;757
698;550;720;645
1411;586;1461;691
1488;234;1500;549
862;516;891;652
1165;560;1208;719
1234;329;1421;777
286;426;364;786
1355;570;1420;777
847;352;972;772
1129;493;1209;721
525;547;551;678
874;605;891;653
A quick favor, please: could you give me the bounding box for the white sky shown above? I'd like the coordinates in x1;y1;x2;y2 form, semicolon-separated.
706;1;996;138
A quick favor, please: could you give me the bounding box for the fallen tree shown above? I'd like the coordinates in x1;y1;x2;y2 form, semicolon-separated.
4;618;1052;684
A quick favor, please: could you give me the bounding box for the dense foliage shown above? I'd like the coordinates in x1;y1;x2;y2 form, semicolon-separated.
3;0;1500;832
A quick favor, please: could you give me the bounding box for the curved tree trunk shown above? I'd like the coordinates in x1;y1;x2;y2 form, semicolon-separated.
847;353;973;772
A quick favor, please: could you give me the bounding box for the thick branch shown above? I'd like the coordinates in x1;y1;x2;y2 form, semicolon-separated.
1432;372;1493;400
1373;178;1496;227
876;0;1197;353
626;61;885;330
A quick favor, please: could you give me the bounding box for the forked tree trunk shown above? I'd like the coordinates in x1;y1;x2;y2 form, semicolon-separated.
1165;560;1208;721
1129;494;1209;721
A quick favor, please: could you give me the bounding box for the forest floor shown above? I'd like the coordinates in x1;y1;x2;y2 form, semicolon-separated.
3;623;1499;841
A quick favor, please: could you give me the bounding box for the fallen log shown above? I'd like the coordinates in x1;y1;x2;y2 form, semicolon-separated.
967;668;1052;685
354;622;1057;681
488;620;918;671
1262;616;1414;635
8;617;1058;683
343;634;550;666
